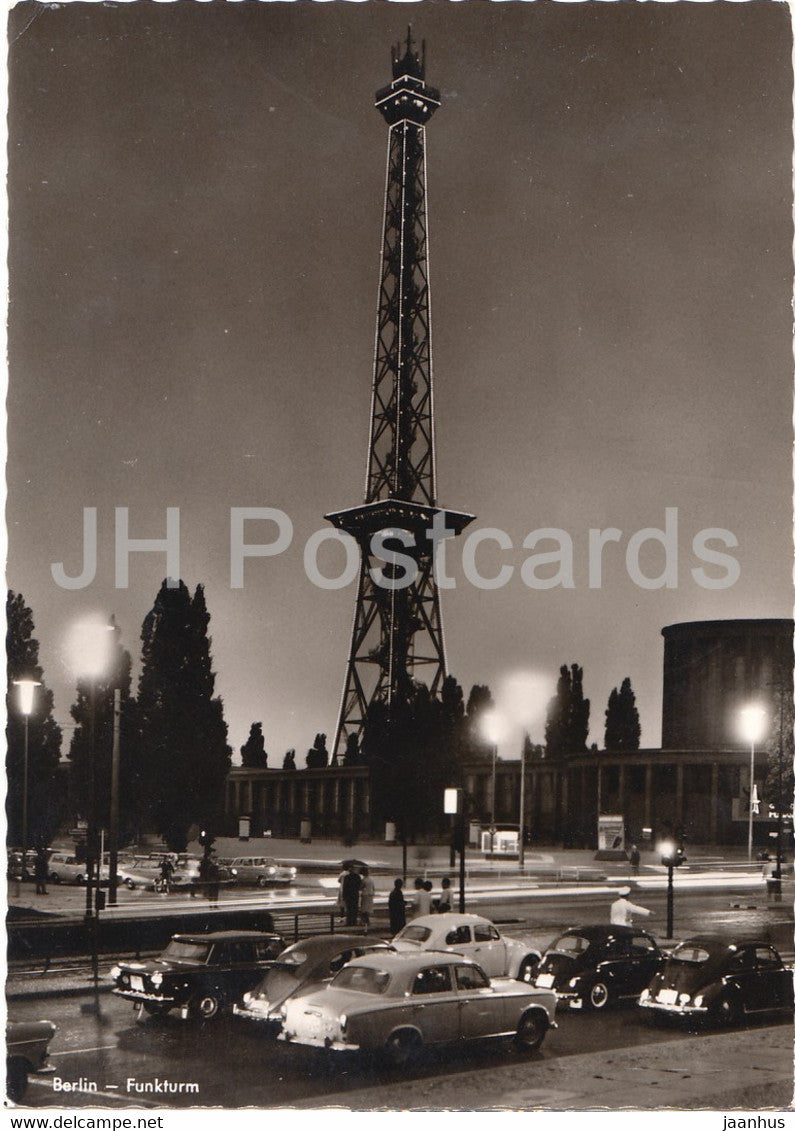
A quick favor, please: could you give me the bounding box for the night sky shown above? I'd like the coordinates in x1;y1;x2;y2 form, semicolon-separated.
7;1;793;764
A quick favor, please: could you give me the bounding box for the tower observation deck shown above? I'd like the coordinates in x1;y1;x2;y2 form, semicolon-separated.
326;31;474;758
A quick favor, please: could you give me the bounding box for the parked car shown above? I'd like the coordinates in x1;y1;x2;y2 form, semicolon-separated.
392;913;541;982
639;936;794;1024
279;950;557;1065
6;1019;57;1102
234;933;392;1023
7;850;37;881
530;924;665;1009
219;856;297;888
111;930;286;1021
46;851;89;885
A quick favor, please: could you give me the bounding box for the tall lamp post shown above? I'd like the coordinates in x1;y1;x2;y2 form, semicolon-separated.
444;788;466;912
69;618;114;1009
738;704;767;862
481;709;505;854
13;679;40;877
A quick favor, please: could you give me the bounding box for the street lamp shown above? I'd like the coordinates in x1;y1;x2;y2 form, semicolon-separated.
68;619;115;912
657;838;685;939
444;787;466;912
480;709;505;853
13;679;40;878
738;704;767;861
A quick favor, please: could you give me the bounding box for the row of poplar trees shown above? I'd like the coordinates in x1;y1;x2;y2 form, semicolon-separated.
6;582;230;853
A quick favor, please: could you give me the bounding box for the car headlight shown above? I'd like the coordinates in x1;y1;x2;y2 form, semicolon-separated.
242;992;252;1006
267;866;276;875
678;993;690;1006
110;965;121;981
231;868;238;877
639;988;649;1002
339;1012;347;1034
289;868;297;878
693;994;704;1008
150;971;163;987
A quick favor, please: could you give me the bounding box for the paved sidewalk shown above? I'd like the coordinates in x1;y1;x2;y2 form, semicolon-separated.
287;1025;794;1111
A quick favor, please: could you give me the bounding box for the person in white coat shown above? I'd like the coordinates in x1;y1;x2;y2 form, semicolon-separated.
610;885;651;925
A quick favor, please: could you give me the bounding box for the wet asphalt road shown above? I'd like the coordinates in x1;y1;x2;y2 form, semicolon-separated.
13;985;792;1110
9;885;793;1110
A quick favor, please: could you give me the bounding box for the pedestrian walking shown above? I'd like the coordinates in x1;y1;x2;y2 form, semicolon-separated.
761;853;779;900
437;876;452;913
628;844;641;876
34;848;48;896
341;863;363;927
609;885;651;926
359;866;375;933
388;877;406;934
412;877;432;918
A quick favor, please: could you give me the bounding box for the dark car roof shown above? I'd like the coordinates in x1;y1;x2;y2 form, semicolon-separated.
671;935;775;956
558;924;650;940
170;930;281;944
277;934;387;959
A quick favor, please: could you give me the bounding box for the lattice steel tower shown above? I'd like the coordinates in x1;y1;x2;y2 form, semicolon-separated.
326;31;474;758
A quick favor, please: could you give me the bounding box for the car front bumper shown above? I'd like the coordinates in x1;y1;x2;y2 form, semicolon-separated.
638;998;707;1015
232;1004;278;1023
113;988;177;1005
278;1031;358;1052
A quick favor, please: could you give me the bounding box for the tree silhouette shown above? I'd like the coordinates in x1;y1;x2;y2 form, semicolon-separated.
241;722;268;768
135;580;231;850
6;591;62;847
545;664;590;758
604;677;641;751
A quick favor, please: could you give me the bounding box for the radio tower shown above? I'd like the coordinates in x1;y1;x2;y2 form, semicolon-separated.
326;30;474;758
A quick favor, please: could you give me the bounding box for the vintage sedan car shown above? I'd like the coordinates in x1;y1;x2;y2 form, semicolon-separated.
234;933;392;1023
639;936;794;1024
530;924;664;1009
111;930;285;1021
392;913;541;981
279;951;557;1065
46;851;91;885
7;849;37;881
6;1019;57;1102
219;856;297;888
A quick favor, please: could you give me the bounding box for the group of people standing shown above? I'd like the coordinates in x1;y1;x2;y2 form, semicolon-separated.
337;865;455;935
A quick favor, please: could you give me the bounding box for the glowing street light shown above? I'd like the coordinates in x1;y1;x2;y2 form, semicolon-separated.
68;618;114;920
13;678;41;878
738;704;767;861
496;670;555;870
480;708;507;851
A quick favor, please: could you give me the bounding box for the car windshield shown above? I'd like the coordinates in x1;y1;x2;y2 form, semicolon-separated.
552;934;591;955
670;944;710;964
161;940;211;964
275;945;309;968
395;925;432;945
331;966;390;994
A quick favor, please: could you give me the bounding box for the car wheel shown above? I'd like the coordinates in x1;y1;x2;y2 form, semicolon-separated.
125;878;136;890
589;981;610;1009
75;874;85;885
517;955;539;983
6;1057;29;1103
190;991;225;1021
514;1009;548;1053
257;875;269;888
49;873;60;884
714;992;741;1026
384;1028;422;1068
